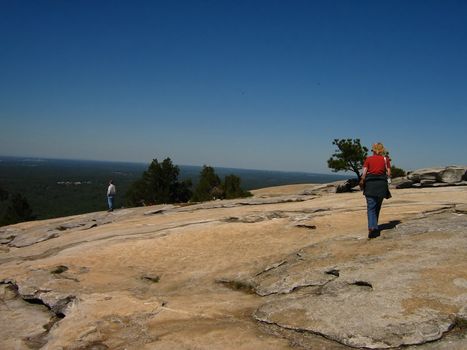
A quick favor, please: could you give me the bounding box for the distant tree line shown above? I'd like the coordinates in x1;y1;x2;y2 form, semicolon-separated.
125;158;251;207
0;184;35;226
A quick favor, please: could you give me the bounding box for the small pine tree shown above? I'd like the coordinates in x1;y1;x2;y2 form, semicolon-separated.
223;174;251;199
125;158;192;206
191;166;222;202
390;165;406;179
327;138;368;180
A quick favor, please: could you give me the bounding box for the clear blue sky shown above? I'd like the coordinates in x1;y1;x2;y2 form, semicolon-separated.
1;0;466;173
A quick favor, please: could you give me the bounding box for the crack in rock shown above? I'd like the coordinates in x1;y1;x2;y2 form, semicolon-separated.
1;217;112;249
75;341;110;349
141;275;160;283
350;280;373;289
1;219;220;264
249;212;467;348
56;223;87;231
223;212;288;223
177;195;313;213
9;231;60;248
0;234;16;245
387;211;467;237
143;205;176;215
1;280;76;317
418;205;456;217
0;281;76;349
254;260;288;277
325;269;340;277
454;204;467;214
216;278;257;294
294;224;317;230
222;208;330;226
50;265;69;274
221;264;338;297
253;293;457;349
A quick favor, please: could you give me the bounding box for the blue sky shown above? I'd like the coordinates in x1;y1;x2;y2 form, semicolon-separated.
1;0;466;173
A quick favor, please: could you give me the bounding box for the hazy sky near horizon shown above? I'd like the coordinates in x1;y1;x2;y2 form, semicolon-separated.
1;0;466;173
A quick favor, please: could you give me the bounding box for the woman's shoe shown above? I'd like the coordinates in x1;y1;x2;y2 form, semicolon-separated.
368;229;380;239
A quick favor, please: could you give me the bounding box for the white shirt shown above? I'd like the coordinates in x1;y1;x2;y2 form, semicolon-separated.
107;184;116;196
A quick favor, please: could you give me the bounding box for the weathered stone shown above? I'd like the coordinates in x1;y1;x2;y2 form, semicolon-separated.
0;283;54;350
407;168;444;182
420;179;437;186
252;212;467;348
0;183;466;349
144;205;175;215
336;178;359;193
406;166;467;185
455;204;467;213
0;235;15;244
245;251;337;296
440;166;467;183
255;288;454;349
224;212;288;223
392;177;414;189
434;182;454;188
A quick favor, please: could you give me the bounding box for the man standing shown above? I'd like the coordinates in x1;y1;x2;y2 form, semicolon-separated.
107;180;116;212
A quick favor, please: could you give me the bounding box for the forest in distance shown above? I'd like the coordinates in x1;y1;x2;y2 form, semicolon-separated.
0;156;346;221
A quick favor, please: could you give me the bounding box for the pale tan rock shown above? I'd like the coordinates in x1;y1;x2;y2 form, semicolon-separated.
0;185;466;349
440;166;467;183
253;212;467;348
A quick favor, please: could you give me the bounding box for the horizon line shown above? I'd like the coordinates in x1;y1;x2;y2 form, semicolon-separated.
0;154;346;177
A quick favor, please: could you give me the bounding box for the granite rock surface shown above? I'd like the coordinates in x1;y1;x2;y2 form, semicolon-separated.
1;184;466;349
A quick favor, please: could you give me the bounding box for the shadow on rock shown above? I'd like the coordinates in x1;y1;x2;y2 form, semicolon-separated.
379;220;402;231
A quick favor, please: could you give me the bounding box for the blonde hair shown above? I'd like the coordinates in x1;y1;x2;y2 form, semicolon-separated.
371;143;386;155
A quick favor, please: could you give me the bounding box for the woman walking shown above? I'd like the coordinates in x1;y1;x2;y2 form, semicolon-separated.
359;143;391;238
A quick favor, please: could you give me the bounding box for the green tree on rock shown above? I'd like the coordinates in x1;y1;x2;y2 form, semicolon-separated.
0;190;35;227
390;165;406;179
191;166;222;202
125;158;192;206
327;138;368;180
223;174;251;199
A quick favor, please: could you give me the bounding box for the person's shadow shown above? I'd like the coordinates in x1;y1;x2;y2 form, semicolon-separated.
369;220;401;239
379;220;401;231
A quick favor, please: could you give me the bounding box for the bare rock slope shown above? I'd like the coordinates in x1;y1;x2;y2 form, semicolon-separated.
0;184;466;349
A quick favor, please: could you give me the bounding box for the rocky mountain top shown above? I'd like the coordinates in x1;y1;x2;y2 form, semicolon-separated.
0;182;466;349
393;165;467;189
